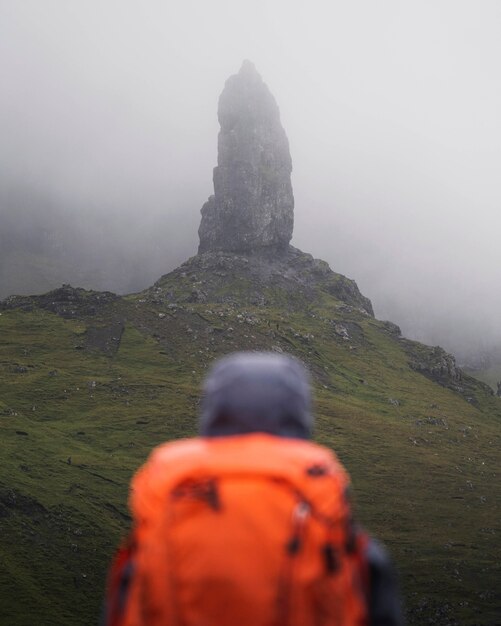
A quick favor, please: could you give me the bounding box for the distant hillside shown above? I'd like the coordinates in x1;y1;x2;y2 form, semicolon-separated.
464;364;501;393
1;248;500;626
0;185;195;300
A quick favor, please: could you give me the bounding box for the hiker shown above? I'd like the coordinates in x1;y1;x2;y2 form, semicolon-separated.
104;352;404;626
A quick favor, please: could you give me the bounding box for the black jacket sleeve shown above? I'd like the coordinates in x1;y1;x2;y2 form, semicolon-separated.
366;538;405;626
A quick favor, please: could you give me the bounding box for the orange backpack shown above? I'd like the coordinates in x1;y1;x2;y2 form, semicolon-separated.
105;433;369;626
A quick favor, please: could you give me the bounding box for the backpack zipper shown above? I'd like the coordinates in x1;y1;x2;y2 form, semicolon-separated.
278;500;311;625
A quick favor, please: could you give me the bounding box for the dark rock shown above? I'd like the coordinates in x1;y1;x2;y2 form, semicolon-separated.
0;488;47;518
198;61;294;254
416;416;448;427
187;289;207;303
408;345;462;384
380;320;402;336
1;284;119;318
334;324;350;340
85;321;124;355
151;247;374;315
402;341;494;402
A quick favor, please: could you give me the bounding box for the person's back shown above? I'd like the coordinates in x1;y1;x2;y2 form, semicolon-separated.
104;352;404;626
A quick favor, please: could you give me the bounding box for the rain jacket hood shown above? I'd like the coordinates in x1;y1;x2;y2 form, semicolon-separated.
199;352;313;439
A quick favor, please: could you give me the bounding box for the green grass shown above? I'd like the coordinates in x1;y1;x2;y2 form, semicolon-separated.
0;276;500;625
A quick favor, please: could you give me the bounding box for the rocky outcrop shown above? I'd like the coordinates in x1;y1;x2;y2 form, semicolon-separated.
410;346;462;383
0;284;119;318
149;247;374;315
192;61;375;316
198;61;294;254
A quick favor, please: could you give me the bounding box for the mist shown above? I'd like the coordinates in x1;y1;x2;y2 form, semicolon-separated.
1;1;500;364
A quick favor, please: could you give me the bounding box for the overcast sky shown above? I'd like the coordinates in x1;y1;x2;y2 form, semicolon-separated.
1;1;500;359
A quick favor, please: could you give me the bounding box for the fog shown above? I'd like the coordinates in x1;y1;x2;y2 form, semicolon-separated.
1;1;500;364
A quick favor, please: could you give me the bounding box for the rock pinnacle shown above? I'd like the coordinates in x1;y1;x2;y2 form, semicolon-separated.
198;61;294;255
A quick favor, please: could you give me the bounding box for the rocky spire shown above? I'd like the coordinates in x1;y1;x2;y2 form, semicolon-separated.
198;61;294;255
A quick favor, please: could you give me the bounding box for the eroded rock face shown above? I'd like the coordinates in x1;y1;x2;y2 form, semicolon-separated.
149;246;374;316
198;61;294;254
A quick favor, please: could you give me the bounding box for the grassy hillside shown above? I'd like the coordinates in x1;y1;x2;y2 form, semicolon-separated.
0;250;500;625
